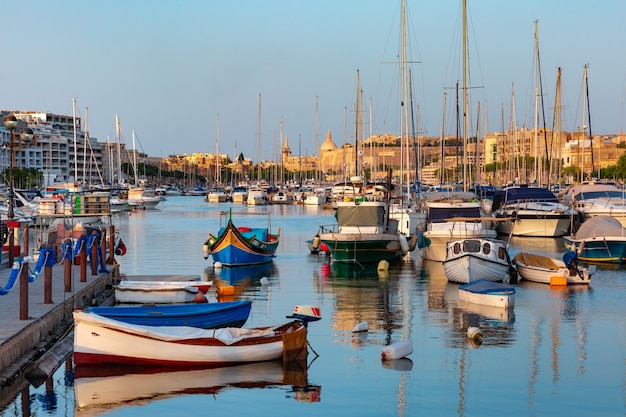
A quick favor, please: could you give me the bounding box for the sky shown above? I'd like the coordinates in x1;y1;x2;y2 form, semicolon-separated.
2;1;626;163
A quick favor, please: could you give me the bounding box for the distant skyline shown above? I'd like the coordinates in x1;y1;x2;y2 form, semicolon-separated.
2;1;625;162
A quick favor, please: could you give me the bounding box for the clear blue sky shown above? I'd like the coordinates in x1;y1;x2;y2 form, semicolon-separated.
2;1;625;162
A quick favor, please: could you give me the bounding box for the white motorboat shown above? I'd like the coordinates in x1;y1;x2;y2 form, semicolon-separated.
443;237;512;284
458;279;515;309
512;251;591;285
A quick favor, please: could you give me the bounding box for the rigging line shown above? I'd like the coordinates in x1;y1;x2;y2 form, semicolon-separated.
585;65;594;174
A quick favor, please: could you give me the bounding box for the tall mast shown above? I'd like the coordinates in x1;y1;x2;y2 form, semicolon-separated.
354;69;360;177
584;64;594;176
72;97;78;183
132;129;138;186
462;0;468;192
115;115;122;185
216;113;221;185
257;93;262;182
534;20;540;186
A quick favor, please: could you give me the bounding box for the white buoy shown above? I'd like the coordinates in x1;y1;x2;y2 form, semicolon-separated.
352;321;369;332
381;340;413;360
214;261;223;269
467;327;483;344
260;276;269;286
399;234;409;254
202;244;209;259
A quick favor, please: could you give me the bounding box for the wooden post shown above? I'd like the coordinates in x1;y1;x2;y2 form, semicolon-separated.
8;222;15;265
90;231;98;276
101;227;107;267
64;239;72;292
20;259;29;320
22;224;29;256
79;235;87;283
108;224;115;265
44;265;53;304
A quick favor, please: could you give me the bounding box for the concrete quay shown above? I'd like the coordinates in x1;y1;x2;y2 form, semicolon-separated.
0;256;120;391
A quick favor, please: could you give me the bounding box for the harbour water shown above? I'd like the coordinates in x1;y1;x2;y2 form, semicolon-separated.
1;196;624;416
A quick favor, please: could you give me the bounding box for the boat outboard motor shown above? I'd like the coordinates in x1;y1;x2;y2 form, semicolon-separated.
563;251;579;277
287;305;322;328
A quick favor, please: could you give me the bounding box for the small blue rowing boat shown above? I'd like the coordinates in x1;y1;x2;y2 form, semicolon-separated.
87;300;252;329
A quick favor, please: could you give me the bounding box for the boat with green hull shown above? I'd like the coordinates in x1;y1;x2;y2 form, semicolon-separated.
316;199;417;264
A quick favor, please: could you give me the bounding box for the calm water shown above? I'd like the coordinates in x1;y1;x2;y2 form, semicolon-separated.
2;196;625;417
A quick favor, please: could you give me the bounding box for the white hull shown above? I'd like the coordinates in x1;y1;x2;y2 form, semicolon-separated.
458;287;514;309
443;242;510;284
114;282;199;304
303;194;324;206
513;252;591;285
73;311;305;366
207;194;228;203
128;196;162;210
421;227;497;262
496;214;572;237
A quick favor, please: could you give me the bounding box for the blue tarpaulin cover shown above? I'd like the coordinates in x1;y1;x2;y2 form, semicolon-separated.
459;279;515;294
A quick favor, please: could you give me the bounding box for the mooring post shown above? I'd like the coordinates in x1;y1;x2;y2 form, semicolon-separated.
64;239;72;292
108;224;115;265
44;265;53;304
90;231;98;276
80;235;87;283
8;221;16;265
22;224;29;256
20;259;29;320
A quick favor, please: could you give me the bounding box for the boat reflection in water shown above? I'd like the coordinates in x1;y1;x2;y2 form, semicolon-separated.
204;262;277;288
74;359;317;414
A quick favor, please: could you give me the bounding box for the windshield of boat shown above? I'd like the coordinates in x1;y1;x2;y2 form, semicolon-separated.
576;190;625;200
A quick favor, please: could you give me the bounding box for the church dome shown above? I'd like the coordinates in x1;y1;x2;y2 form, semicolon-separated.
320;130;337;152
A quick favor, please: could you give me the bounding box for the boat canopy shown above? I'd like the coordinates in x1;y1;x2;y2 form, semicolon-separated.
427;206;480;222
502;186;558;203
574;216;626;240
336;204;385;227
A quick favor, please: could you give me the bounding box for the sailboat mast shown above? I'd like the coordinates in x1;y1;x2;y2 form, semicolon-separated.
534;21;540;186
401;0;408;193
257;93;262;182
354;69;360;177
216;113;221;186
462;0;469;192
72;97;78;183
115;115;122;185
585;64;594;176
132;129;138;186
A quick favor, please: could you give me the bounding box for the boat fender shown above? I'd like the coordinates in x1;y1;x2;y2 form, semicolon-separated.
319;242;330;253
381;340;413;360
352;321;369;332
214;261;223;269
194;292;208;303
202;244;210;259
399;234;409;254
377;260;389;272
115;239;127;256
260;276;269;286
407;233;419;251
467;327;482;344
312;234;321;250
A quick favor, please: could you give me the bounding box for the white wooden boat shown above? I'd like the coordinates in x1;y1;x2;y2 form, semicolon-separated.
512;252;591;285
73;310;309;367
443;238;512;284
114;281;201;304
458;279;515;309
